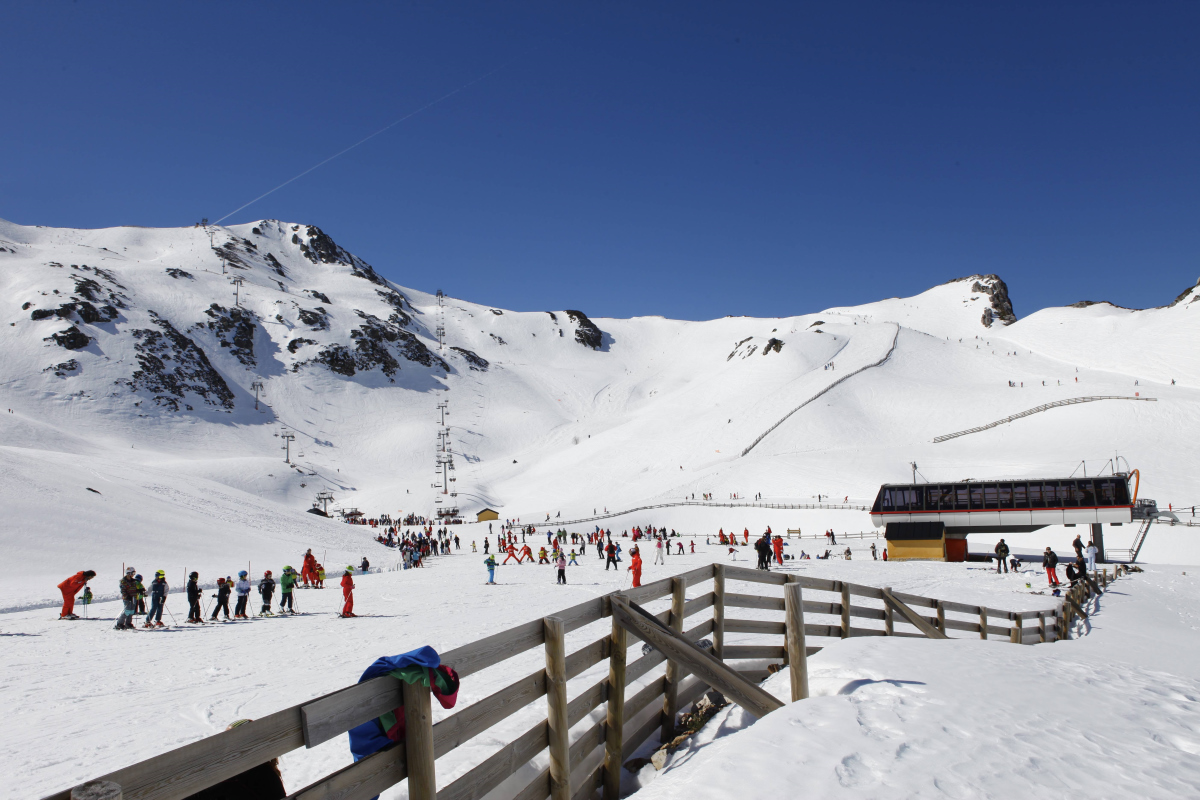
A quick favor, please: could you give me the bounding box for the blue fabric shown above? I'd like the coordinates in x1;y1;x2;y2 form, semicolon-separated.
348;646;441;761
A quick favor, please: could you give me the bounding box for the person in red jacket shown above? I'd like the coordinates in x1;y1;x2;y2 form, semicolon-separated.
628;548;643;588
340;567;356;617
57;570;96;619
773;536;784;566
302;549;317;587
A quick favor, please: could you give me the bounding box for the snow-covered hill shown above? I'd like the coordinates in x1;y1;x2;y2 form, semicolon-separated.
2;218;1198;605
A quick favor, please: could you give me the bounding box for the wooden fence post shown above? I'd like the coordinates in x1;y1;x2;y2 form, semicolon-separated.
783;580;810;701
1038;611;1046;643
402;673;436;800
544;616;571;800
935;601;946;636
979;607;988;640
713;564;726;659
662;577;687;742
840;582;851;639
884;595;894;635
71;782;122;800
1010;613;1022;645
603;613;627;800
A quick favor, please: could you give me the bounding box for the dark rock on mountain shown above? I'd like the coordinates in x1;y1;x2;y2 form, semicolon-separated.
43;359;80;377
287;338;317;354
763;338;784;355
264;253;287;277
307;344;357;376
46;326;91;350
202;304;258;366
166;268;194;280
298;307;330;330
128;313;235;411
960;275;1016;327
490;333;507;346
376;289;413;328
306;290;332;305
451;347;489;371
565;310;603;350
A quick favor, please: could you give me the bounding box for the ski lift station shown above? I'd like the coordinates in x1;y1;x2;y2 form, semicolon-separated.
870;472;1143;562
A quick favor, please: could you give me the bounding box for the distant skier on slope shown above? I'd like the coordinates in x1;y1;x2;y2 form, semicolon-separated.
258;570;276;616
57;570;95;619
279;566;298;613
555;552;567;585
144;571;168;628
340;567;356;617
114;567;139;631
484;553;498;584
187;572;203;623
234;571;251;619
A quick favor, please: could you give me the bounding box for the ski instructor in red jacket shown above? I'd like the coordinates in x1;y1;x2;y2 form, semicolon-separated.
340;567;356;618
58;570;96;619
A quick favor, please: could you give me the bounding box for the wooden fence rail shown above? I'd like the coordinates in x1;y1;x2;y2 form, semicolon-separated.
47;561;1094;800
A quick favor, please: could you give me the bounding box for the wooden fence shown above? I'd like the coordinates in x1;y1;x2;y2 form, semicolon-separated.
48;563;1068;800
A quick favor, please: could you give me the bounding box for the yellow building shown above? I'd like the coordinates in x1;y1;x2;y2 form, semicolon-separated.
476;508;499;522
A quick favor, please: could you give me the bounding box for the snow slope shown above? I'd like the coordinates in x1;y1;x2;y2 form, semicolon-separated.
1;218;1199;609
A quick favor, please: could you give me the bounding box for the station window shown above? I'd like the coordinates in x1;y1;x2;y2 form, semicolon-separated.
1012;482;1029;509
969;484;983;509
983;484;999;509
998;483;1014;509
1028;482;1047;508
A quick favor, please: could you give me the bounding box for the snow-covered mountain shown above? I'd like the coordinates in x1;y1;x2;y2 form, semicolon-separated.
2;218;1198;605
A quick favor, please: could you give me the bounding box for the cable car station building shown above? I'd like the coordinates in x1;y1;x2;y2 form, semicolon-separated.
869;474;1137;562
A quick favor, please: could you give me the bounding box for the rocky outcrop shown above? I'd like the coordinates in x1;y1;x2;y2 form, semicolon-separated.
201;304;258;366
128;313;235;411
958;275;1016;327
45;326;91;350
297;307;330;330
43;359;80;377
451;346;489;371
166;268;193;280
762;338;784;355
565;310;603;350
298;312;446;378
287;337;317;354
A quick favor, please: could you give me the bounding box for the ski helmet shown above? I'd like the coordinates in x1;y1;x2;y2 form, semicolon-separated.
155;570;165;577
135;574;142;581
238;570;248;578
264;569;273;576
125;566;136;575
217;577;225;583
284;565;293;571
190;571;199;579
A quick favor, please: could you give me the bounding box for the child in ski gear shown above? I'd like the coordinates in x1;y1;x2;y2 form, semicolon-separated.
556;553;567;584
134;574;147;614
341;568;356;617
279;566;298;612
234;571;251;618
211;577;232;620
115;567;139;630
628;549;643;588
258;570;276;615
360;557;369;574
568;549;578;566
484;554;497;584
187;572;202;622
316;564;325;588
145;571;168;627
57;570;95;619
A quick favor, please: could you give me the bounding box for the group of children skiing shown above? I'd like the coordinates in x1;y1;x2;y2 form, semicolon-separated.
56;547;364;629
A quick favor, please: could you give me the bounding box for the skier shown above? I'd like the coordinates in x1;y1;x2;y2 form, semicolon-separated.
628;547;643;588
258;570;276;616
870;542;878;561
134;574;147;614
538;547;549;565
57;570;95;619
484;553;498;584
360;557;370;574
210;577;232;621
654;538;665;565
1042;547;1060;587
1085;541;1098;572
556;552;567;585
187;572;202;623
279;566;298;613
302;549;316;587
144;571;168;628
316;564;325;588
605;540;619;570
773;535;784;566
689;540;695;554
234;571;251;618
568;549;579;566
340;567;356;617
114;567;139;630
994;539;1010;573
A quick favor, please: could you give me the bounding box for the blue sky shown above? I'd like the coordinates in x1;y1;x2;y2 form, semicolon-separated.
3;1;1197;320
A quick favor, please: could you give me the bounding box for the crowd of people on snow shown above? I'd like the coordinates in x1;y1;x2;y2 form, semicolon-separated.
56;548;369;629
993;534;1103;595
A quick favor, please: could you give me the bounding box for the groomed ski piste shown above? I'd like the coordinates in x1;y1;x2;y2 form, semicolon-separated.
2;218;1200;798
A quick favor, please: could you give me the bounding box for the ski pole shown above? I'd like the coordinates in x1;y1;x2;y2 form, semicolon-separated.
164;598;177;626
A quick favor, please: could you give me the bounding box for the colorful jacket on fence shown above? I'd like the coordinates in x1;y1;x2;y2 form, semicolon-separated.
348;647;461;761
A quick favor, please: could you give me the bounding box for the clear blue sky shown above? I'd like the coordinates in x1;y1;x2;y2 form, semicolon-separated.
3;1;1197;320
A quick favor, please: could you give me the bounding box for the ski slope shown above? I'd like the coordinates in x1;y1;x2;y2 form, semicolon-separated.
1;218;1199;610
